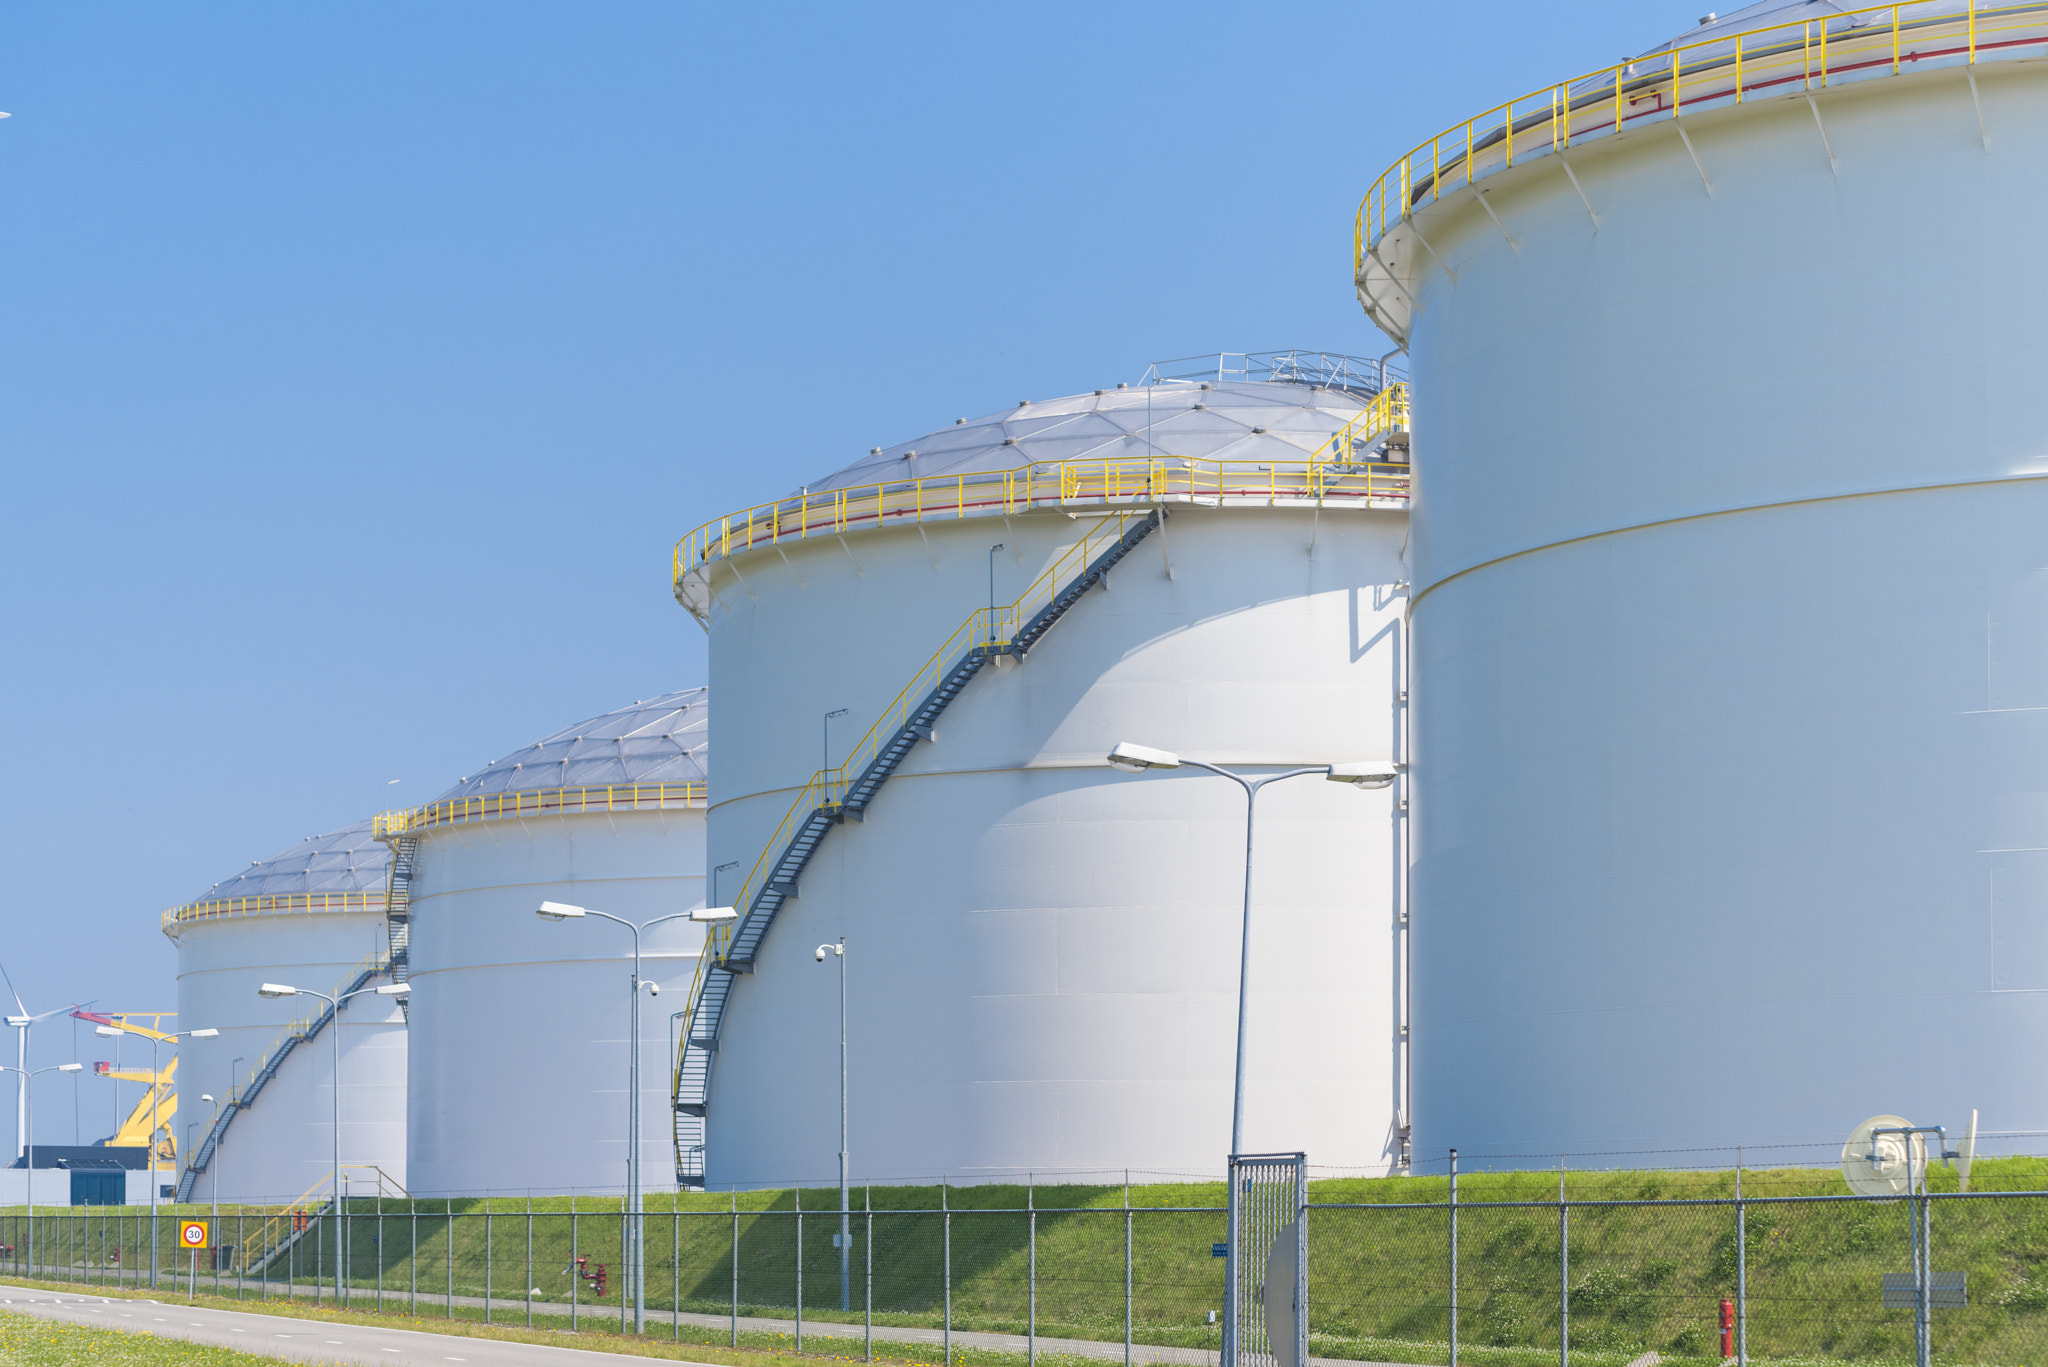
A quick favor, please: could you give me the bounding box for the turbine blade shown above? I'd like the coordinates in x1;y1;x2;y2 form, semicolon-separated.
0;963;26;1018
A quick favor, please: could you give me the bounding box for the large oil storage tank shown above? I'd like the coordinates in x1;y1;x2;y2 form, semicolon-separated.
1354;2;2048;1158
674;353;1413;1187
401;689;708;1198
168;821;407;1203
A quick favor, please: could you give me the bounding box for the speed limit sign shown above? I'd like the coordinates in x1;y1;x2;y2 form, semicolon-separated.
179;1220;210;1251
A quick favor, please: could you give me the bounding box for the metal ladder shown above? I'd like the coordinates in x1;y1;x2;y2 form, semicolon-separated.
173;953;391;1202
672;508;1160;1184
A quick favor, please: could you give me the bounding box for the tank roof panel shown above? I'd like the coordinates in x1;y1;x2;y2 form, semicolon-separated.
183;820;391;909
435;687;709;802
805;378;1376;495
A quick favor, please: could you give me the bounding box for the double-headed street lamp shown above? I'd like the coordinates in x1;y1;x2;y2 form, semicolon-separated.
256;979;410;1303
537;898;736;1334
0;1061;83;1275
95;1022;218;1286
814;937;848;1308
1104;741;1395;1366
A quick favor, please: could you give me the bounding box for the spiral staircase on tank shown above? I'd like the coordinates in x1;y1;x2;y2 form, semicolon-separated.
670;508;1162;1185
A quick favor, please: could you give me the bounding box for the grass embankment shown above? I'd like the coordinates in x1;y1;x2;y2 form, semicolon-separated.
0;1310;313;1366
14;1161;2048;1365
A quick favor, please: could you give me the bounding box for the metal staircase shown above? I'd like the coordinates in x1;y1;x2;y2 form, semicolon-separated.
174;952;392;1202
374;822;420;1018
672;508;1160;1184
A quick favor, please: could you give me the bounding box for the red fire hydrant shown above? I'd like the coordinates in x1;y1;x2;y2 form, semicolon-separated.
1720;1298;1736;1359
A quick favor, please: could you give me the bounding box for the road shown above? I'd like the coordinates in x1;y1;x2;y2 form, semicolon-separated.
0;1285;711;1367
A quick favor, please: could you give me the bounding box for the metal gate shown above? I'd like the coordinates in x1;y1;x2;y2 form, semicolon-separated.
1226;1152;1306;1367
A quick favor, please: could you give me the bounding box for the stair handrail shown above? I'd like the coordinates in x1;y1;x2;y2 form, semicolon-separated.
674;510;1146;1116
176;949;390;1199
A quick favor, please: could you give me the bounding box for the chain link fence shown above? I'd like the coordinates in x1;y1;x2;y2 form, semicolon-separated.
7;1178;2048;1364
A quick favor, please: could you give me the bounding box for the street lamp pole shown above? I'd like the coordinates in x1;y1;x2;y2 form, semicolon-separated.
96;1023;219;1287
814;938;848;1308
538;900;723;1334
256;981;410;1305
1103;742;1393;1367
0;1062;83;1278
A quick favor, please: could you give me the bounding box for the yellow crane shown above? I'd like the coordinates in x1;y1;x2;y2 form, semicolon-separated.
77;1010;179;1167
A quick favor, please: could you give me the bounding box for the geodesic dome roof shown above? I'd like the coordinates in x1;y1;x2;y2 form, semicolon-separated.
805;377;1377;495
435;688;709;801
182;820;391;909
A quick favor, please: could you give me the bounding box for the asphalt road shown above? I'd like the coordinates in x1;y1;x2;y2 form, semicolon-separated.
0;1285;712;1367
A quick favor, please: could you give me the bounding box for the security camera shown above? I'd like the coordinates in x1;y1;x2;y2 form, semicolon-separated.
815;946;827;962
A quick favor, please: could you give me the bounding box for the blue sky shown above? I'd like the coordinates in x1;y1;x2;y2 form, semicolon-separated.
0;1;1677;1137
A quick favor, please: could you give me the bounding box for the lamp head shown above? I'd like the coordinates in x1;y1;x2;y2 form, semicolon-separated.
1327;761;1400;789
56;1063;82;1073
201;1094;215;1104
188;1028;219;1038
1107;741;1179;772
376;983;411;997
536;901;587;921
94;1025;122;1038
257;984;297;999
690;906;739;924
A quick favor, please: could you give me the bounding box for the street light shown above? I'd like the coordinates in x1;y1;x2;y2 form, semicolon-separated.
254;980;409;1303
0;1062;83;1277
1104;740;1395;1366
96;1023;217;1286
814;938;848;1308
535;899;699;1334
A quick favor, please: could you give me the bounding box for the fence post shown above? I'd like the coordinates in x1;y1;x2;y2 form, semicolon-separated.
1028;1173;1037;1367
730;1188;739;1348
485;1203;493;1324
526;1193;533;1330
1124;1174;1133;1367
445;1203;452;1319
1558;1165;1569;1367
571;1197;579;1331
864;1184;873;1364
1736;1151;1747;1367
375;1193;383;1312
1449;1149;1459;1367
943;1178;952;1367
797;1193;804;1351
673;1205;680;1341
409;1197;417;1315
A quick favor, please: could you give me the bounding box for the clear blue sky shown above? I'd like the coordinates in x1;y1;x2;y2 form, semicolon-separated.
0;1;1675;1139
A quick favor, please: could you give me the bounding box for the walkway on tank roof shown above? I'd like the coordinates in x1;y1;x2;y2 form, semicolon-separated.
1353;0;2048;342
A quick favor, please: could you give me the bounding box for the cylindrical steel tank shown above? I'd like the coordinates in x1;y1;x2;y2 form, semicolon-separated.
403;689;708;1198
167;822;406;1203
1355;3;2048;1158
677;356;1411;1186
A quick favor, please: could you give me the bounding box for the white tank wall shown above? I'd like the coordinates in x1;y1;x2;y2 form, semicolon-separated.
405;810;705;1197
704;505;1406;1186
1401;62;2048;1159
174;910;407;1203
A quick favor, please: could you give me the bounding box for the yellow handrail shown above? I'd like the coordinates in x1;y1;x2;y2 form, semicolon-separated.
381;781;707;839
1355;2;2047;273
247;1165;409;1259
676;511;1151;1077
162;890;386;935
670;428;1413;614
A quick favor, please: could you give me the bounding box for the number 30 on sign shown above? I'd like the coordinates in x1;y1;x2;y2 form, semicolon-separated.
179;1220;210;1250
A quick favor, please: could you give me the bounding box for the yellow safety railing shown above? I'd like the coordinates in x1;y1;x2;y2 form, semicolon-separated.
383;781;707;837
671;418;1413;612
246;1165;409;1260
675;511;1152;1072
162;890;385;936
1355;1;2048;274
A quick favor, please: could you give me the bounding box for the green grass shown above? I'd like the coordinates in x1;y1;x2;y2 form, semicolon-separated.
0;1310;324;1366
14;1160;2048;1365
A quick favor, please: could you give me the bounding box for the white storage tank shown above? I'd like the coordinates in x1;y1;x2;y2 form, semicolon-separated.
168;822;407;1203
1355;3;2048;1158
402;689;708;1198
675;354;1412;1187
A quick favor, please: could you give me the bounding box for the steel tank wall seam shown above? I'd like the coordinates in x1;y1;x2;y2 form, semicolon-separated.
1409;467;2048;613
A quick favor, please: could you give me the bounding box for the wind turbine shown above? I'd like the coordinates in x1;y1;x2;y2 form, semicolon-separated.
2;964;75;1162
